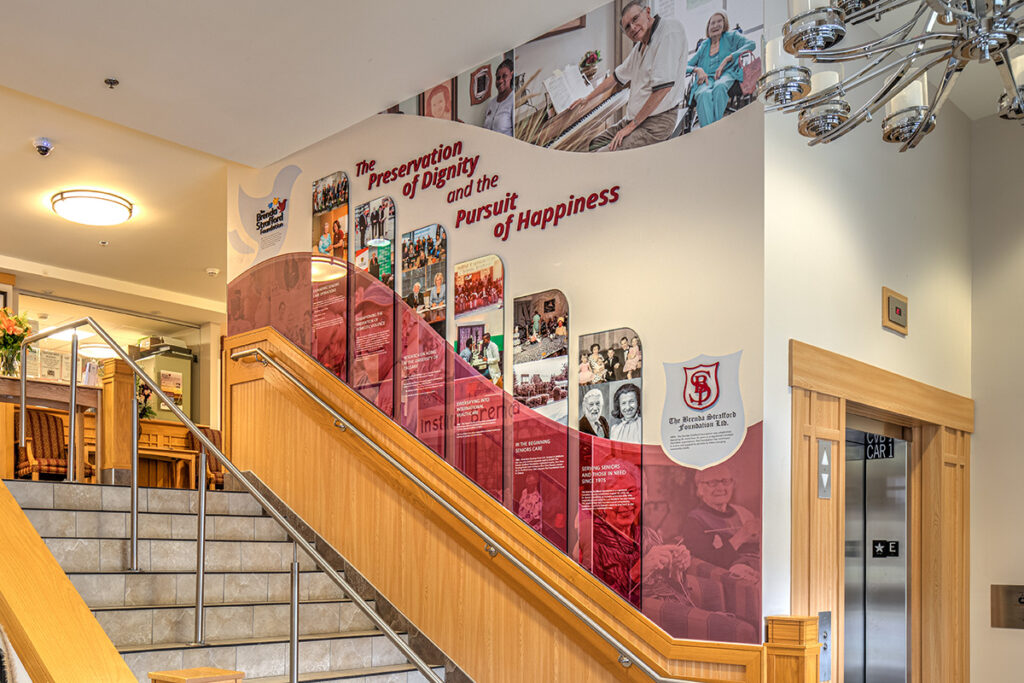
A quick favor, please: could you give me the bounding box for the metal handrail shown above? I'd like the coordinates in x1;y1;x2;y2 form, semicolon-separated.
231;345;693;683
19;318;440;683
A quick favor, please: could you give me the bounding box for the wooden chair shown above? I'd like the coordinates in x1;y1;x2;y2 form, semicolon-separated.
185;426;225;490
15;408;95;481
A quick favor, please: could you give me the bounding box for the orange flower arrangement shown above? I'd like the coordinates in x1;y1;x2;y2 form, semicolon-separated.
0;307;31;376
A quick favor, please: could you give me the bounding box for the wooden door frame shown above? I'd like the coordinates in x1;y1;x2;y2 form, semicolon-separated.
788;340;973;683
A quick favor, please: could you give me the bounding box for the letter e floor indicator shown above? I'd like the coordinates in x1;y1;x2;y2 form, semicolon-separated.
817;439;832;499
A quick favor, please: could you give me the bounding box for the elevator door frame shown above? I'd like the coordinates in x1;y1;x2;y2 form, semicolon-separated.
789;340;972;683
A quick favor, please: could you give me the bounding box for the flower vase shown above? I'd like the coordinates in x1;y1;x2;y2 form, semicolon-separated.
582;65;597;84
0;348;19;377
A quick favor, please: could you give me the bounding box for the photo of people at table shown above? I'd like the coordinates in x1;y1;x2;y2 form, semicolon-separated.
401;224;447;337
454;255;504;386
311;171;349;262
353;196;396;289
512;289;568;364
453;254;503;316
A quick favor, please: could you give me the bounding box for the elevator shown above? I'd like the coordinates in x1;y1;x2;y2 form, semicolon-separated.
844;426;908;683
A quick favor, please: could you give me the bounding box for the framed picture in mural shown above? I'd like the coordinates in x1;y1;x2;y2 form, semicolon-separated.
469;65;492;105
420;79;458;121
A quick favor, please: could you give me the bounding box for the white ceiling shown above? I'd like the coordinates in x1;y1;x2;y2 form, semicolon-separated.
0;0;600;325
0;0;600;168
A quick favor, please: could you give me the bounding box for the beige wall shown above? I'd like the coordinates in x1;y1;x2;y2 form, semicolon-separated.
968;113;1024;682
762;89;974;616
228;104;766;441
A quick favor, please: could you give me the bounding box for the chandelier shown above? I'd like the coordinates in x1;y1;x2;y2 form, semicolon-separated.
758;0;1024;150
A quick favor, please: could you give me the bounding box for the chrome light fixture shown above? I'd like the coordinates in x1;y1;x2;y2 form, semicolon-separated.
51;189;133;225
758;0;1024;150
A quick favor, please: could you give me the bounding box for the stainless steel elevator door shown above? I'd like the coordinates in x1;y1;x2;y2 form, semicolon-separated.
845;429;908;683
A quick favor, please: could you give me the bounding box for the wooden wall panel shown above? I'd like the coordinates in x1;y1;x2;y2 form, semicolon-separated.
791;341;972;683
224;328;764;683
790;388;844;681
0;482;134;681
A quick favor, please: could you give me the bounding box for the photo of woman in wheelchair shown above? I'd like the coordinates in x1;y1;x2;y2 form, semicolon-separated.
683;11;757;132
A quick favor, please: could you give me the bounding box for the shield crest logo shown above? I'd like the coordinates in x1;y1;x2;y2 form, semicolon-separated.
684;362;719;411
661;351;745;469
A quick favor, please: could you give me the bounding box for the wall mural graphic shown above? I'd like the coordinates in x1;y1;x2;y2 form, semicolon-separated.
390;1;762;152
227;0;765;647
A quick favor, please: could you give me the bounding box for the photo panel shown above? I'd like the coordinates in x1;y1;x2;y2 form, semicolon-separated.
312;171;349;262
311;257;347;380
401;223;448;337
575;327;643;605
352;196;396;290
452;255;505;501
350;196;397;416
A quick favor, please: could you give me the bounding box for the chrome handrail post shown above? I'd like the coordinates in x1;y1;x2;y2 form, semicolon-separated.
18;345;26;448
67;331;78;482
130;393;139;572
290;543;299;683
194;447;207;645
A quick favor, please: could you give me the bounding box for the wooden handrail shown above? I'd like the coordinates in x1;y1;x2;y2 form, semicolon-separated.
224;327;765;683
0;482;135;681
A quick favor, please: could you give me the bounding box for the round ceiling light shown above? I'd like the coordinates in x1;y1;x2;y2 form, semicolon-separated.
78;343;119;359
51;189;133;226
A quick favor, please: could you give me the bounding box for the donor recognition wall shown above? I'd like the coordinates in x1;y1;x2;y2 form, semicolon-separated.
228;0;764;645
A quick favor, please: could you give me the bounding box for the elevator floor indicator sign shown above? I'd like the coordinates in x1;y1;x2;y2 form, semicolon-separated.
872;540;899;558
865;433;895;459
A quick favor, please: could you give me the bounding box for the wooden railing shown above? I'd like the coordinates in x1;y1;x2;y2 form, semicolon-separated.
0;481;135;681
224;327;782;683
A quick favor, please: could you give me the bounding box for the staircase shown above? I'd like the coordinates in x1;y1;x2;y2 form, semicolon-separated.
4;479;448;683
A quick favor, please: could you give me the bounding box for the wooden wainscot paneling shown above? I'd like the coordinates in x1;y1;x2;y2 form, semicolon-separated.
789;339;972;683
765;616;819;683
224;327;763;683
0;482;135;681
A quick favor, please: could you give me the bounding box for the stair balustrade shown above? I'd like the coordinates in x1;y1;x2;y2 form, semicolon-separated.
16;317;441;683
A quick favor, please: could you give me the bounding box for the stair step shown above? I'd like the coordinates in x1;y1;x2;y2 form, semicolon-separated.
4;480;266;516
247;663;445;682
44;537;318;572
23;508;287;541
93;599;375;647
69;570;347;607
119;631;413;682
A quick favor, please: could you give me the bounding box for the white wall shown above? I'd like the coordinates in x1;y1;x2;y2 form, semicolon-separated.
230;105;765;440
968;114;1024;682
762;90;974;616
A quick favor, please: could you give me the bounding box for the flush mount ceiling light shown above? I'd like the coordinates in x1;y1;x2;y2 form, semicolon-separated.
78;343;119;359
51;189;133;226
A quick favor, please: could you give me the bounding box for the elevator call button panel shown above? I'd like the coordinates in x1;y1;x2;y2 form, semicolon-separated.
991;585;1024;629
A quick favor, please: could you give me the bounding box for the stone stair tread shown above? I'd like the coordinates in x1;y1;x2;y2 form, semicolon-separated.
245;662;426;682
92;597;353;611
118;629;395;654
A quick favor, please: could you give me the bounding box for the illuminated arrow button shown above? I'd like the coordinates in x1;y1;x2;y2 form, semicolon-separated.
821;473;829;489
